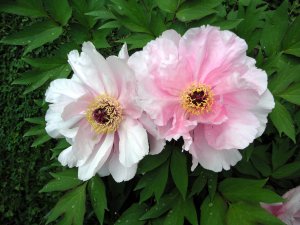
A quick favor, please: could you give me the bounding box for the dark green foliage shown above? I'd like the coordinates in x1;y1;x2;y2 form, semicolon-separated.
1;0;300;225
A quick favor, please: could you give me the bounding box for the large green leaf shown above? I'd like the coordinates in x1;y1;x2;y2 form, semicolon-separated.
44;0;72;25
0;0;47;18
272;140;295;170
270;100;296;142
155;0;181;13
170;148;188;198
226;202;285;225
272;162;300;179
282;16;300;51
176;0;221;22
279;83;300;105
219;178;283;204
200;194;227;225
115;204;147;225
1;21;63;54
260;1;288;56
135;160;169;201
46;183;87;225
88;176;107;225
40;169;82;193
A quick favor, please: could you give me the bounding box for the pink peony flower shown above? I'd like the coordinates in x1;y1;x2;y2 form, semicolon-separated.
45;42;149;182
262;186;300;225
128;25;274;172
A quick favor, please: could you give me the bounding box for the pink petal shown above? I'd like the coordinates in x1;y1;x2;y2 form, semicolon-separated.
204;109;260;150
189;125;242;172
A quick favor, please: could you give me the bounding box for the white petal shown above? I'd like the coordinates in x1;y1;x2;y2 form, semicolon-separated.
68;42;117;96
97;161;110;177
58;146;77;168
45;108;82;138
252;89;275;137
72;122;101;161
108;151;137;182
118;118;149;167
190;126;242;172
45;78;87;104
106;56;142;119
78;134;114;181
118;43;129;60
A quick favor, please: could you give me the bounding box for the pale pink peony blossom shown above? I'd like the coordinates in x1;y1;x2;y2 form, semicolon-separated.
128;25;275;172
45;42;149;182
262;186;300;225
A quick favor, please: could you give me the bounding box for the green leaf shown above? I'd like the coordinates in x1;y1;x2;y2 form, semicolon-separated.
163;200;184;225
183;198;198;225
93;29;111;49
269;64;300;94
140;190;179;220
272;162;300;179
85;10;115;20
117;34;154;49
176;0;222;22
31;134;51;147
212;19;244;30
22;56;65;70
40;169;82;193
23;126;45;137
226;202;285;225
284;45;300;57
99;20;121;29
46;183;87;225
1;21;63;54
270;100;296;142
88;176;107;225
138;148;170;174
278;83;300;105
0;0;47;18
207;172;218;200
170;149;188;198
24;117;45;125
189;172;207;197
44;0;72;25
219;178;283;204
155;0;181;13
260;1;288;56
135;160;169;201
115;203;147;225
200;194;227;225
282;16;300;51
272;140;296;170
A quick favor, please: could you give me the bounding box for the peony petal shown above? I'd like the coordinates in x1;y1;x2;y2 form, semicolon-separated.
118;118;149;167
251;90;275;137
106;56;142;119
118;43;129;60
45;78;87;105
179;25;248;83
45;107;82;138
205;109;260;150
61;94;93;121
68;42;117;96
190;126;242;172
108;150;138;183
72;121;101;161
58;146;77;168
78;133;114;181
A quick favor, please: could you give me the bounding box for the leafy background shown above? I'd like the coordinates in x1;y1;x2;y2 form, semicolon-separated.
0;0;299;224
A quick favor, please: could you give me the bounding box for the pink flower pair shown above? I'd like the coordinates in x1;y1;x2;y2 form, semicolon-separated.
45;25;274;182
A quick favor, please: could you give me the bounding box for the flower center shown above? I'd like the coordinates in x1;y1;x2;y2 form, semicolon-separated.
86;94;122;134
180;83;214;115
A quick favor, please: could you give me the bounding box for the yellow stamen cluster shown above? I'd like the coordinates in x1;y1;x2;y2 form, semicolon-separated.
180;83;214;115
86;94;122;134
